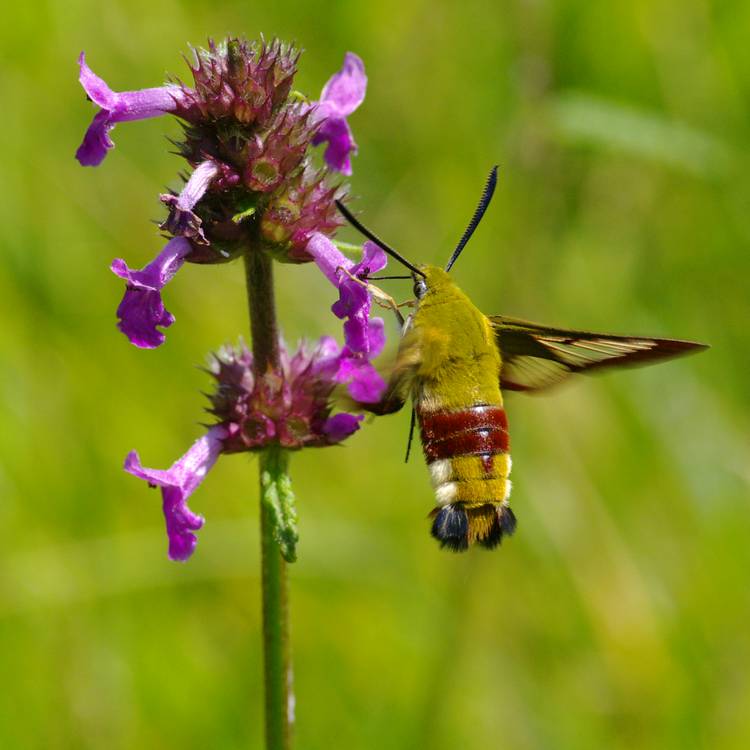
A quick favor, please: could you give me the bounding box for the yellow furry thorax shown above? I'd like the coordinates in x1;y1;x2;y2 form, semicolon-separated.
409;265;502;412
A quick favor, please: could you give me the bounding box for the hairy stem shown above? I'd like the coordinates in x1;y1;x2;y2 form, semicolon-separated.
244;250;293;750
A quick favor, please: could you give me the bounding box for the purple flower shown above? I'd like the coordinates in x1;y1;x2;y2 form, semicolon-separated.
75;52;185;167
111;237;191;349
321;412;364;442
305;233;387;402
124;425;227;561
211;337;365;452
160;160;220;243
312;53;367;175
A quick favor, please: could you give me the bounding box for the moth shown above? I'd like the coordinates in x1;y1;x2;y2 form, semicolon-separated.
337;167;707;552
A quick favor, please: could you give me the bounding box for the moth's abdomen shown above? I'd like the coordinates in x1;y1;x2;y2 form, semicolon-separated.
419;404;511;504
418;403;516;551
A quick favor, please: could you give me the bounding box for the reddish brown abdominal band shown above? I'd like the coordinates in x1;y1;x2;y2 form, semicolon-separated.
419;405;509;463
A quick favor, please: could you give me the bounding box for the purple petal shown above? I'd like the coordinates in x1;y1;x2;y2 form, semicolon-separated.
306;232;352;284
310;336;343;380
110;86;184;121
319;52;367;117
111;237;191;348
78;52;184;119
111;237;190;290
337;356;386;403
312;52;366;174
160;160;219;243
76;52;185;167
366;317;386;358
332;278;369;320
355;241;387;276
322;413;364;442
75;110;116;167
78;52;117;109
114;286;175;349
124;425;227;561
312;117;356;175
168;160;219;212
342;313;371;354
315;335;342;360
336;290;385;357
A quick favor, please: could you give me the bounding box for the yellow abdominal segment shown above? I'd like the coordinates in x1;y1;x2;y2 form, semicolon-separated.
446;454;511;482
429;455;512;508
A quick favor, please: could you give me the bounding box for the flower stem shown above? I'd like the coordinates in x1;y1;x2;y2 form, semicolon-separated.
259;446;293;749
244;249;293;750
244;248;281;373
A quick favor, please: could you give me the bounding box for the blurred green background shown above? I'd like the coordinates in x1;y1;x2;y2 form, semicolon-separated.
2;0;749;748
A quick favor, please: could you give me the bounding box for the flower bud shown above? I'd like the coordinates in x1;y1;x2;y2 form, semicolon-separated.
178;38;299;127
260;168;345;262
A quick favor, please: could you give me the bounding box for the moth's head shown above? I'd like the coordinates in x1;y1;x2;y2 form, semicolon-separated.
412;265;452;300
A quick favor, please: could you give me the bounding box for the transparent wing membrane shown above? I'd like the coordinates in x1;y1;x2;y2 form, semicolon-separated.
490;315;708;392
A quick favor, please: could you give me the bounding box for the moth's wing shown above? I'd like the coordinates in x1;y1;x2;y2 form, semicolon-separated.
489;315;708;393
355;326;423;415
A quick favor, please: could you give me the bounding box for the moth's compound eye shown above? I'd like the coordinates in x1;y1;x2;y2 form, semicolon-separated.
413;278;428;299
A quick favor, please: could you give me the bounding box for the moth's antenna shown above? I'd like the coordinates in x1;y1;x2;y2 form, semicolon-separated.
445;165;499;272
336;200;426;278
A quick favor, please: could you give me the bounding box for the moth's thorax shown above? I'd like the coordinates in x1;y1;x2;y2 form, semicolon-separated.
411;265;502;412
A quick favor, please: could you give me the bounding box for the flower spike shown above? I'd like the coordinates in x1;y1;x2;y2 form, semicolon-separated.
76;39;383;570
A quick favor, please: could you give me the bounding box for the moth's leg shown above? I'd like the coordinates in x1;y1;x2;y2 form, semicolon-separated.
371;295;416;327
339;268;413;326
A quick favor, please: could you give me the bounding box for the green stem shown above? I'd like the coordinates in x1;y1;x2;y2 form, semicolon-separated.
259;447;293;749
244;250;280;374
244;250;293;750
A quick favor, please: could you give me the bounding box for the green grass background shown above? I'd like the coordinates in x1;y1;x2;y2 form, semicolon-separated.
2;1;749;748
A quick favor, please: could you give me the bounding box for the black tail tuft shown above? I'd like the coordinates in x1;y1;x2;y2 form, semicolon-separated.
499;505;517;536
431;503;518;552
475;504;517;549
430;504;469;552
